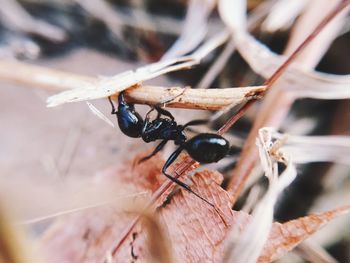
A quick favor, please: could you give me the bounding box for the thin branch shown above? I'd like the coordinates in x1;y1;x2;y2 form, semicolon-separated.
0;59;265;110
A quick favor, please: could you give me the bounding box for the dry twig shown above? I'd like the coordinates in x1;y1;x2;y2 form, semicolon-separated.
0;59;265;110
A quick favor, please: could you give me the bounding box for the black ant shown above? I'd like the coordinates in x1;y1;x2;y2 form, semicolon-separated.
108;92;230;208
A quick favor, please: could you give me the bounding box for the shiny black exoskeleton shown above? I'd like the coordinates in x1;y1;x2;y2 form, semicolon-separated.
161;133;229;194
108;92;230;206
183;133;230;163
109;93;143;138
141;106;187;145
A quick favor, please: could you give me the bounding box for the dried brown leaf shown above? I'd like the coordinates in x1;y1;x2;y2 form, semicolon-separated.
159;170;235;262
39;154;166;263
39;155;350;263
259;205;350;262
39;155;234;263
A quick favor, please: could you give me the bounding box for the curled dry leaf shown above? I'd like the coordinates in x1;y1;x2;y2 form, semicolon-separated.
39;153;350;263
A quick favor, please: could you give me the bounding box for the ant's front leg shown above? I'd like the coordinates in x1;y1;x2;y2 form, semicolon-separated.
154;106;174;120
152;88;187;120
144;104;174;122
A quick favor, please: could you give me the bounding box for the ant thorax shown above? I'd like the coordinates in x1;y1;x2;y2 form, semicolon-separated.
141;118;186;143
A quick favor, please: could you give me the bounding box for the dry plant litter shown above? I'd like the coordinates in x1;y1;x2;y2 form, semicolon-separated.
0;0;350;263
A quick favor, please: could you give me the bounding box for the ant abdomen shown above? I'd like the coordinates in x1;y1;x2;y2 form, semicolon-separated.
184;133;230;163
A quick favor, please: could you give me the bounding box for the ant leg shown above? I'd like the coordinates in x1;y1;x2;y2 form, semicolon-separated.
152;88;187;120
162;147;216;208
145;107;156;120
154;106;174;120
108;96;117;115
142;107;156;134
182;119;208;129
117;91;128;106
138;140;168;164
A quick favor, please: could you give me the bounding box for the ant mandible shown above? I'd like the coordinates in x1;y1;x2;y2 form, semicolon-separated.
108;92;230;207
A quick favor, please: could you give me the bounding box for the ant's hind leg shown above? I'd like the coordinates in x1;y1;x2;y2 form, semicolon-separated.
108;96;117;114
162;147;184;180
138;140;168;164
162;147;216;208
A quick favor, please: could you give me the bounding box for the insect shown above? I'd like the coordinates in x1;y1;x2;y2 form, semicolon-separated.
108;92;230;207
